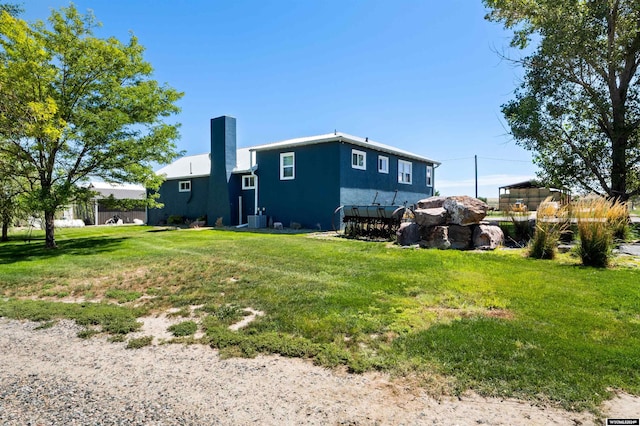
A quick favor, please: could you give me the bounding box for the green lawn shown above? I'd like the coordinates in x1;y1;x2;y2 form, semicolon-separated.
1;225;639;412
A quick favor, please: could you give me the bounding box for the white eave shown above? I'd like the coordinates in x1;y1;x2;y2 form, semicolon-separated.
249;132;440;165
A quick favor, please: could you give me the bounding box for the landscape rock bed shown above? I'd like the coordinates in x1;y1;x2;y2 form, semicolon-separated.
398;196;505;250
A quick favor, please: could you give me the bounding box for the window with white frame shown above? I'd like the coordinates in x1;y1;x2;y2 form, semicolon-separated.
280;152;295;180
378;155;389;174
242;175;255;189
426;165;433;187
179;180;191;192
351;149;366;170
398;160;412;184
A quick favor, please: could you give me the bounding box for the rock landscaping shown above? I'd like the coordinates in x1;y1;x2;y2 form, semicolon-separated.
397;195;504;250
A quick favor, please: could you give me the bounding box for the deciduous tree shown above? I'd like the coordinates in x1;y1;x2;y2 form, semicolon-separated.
0;5;182;247
484;0;640;200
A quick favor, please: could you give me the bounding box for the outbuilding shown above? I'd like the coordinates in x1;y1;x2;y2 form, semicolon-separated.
498;180;570;211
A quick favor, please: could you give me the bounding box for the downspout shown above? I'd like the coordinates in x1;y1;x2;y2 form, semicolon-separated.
254;173;258;215
250;149;259;215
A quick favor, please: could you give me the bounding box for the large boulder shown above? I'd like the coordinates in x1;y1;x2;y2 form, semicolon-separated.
448;225;473;250
419;226;451;250
443;196;488;226
414;207;447;227
396;222;420;246
416;196;446;209
472;224;504;250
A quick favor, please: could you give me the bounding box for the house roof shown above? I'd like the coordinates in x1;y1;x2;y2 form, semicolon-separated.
88;181;146;200
156;148;253;180
499;179;568;193
250;132;440;165
156;153;211;179
156;132;438;180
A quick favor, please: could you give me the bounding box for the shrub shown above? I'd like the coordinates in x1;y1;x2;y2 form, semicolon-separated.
167;215;184;225
215;217;224;227
575;197;618;267
529;198;570;260
507;209;533;244
607;199;630;241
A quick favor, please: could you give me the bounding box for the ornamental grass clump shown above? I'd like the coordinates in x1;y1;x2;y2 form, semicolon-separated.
507;208;533;245
529;197;570;260
607;199;630;241
574;197;626;267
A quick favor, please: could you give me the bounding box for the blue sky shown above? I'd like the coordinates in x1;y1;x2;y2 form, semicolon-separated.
23;0;537;198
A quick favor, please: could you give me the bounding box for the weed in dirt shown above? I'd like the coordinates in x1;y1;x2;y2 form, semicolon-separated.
105;289;142;303
168;320;198;337
77;329;100;339
126;336;153;349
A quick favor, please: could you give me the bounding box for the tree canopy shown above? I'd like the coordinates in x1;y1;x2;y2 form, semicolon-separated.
484;0;640;200
0;5;182;247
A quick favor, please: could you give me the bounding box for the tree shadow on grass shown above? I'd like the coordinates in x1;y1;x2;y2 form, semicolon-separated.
0;236;129;265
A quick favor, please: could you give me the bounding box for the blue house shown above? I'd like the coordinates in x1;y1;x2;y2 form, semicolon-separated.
148;116;439;230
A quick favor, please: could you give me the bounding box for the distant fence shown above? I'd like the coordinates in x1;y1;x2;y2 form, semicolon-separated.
97;209;146;225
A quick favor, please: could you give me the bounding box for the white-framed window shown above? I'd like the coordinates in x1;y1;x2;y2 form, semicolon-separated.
426;165;433;187
351;149;366;170
398;160;412;184
179;180;191;192
280;152;295;180
378;155;389;174
242;175;255;189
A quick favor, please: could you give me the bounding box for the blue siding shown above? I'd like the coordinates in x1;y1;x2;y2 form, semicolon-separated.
227;174;257;226
338;143;434;206
147;176;209;225
256;143;340;230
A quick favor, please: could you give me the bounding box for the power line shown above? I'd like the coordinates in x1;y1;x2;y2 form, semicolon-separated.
438;156;475;162
438;156;531;163
476;156;532;163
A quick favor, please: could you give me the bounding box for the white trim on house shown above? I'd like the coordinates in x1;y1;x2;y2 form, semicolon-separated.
250;132;439;165
398;160;412;185
178;180;191;192
351;149;366;170
378;155;389;174
280;152;295;180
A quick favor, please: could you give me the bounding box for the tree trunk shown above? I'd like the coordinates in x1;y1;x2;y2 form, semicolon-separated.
44;209;57;249
1;220;7;242
611;137;628;201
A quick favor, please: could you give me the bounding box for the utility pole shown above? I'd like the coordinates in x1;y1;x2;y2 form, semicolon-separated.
474;155;478;198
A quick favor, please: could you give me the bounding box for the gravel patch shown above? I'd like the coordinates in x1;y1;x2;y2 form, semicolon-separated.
0;318;635;425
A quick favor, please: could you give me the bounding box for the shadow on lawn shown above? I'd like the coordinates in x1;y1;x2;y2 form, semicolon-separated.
0;236;129;265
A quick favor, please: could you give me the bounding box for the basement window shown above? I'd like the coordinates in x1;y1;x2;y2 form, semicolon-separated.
179;180;191;192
